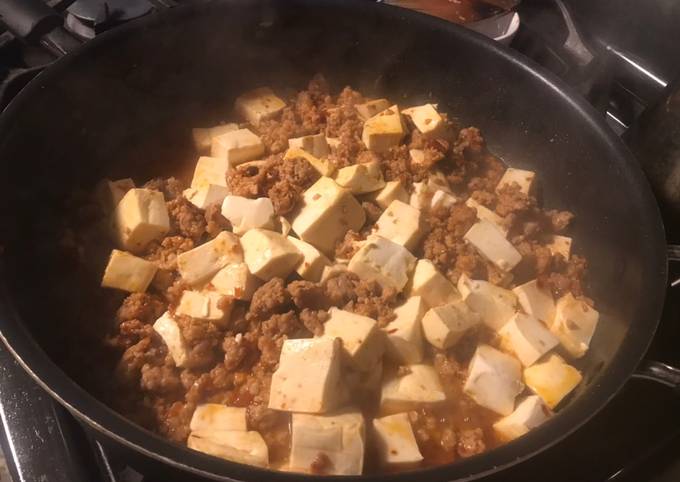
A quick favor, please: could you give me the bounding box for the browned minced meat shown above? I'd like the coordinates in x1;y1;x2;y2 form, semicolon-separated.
287;280;329;311
324;271;398;325
166;196;207;242
334;229;365;261
204;204;231;238
362;201;383;223
247;278;292;322
117;293;166;325
145;236;194;270
143;176;185;200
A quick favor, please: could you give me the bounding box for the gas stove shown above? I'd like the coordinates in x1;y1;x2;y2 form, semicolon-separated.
1;1;679;481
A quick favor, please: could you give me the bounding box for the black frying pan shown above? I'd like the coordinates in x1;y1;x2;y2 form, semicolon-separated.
0;0;672;481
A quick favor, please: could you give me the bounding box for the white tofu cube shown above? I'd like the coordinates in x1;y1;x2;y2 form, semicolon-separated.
383;297;426;364
463;344;524;416
334;160;386;194
241;229;302;280
211;129;265;165
465;198;507;235
356;98;391;120
550;293;599;358
402;104;445;138
291;176;366;255
113;188;170;253
288;133;330;159
177;231;243;285
176;290;233;325
464;220;522;271
430;190;458;210
362;105;405;153
428;171;452;193
101;249;157;293
284;147;335;177
221;196;276;235
499;313;559;367
374;200;426;251
95;178;135;212
278;215;292;236
153;312;188;368
523;354;582;408
367;180;408;209
493;395;552;442
188;430;269;467
407;259;459;308
234;87;286;125
190;404;247;432
422;300;481;349
210;263;261;301
348;235;417;292
183;185;230;210
192;124;239;152
323;308;384;371
287;236;331;282
321;263;349;283
409;149;426;168
546;235;572;260
381;364;446;414
269;337;343;413
513;279;555;323
290;410;365;475
458;275;517;330
373;413;423;465
496;167;536;195
190;156;231;190
343;361;383;399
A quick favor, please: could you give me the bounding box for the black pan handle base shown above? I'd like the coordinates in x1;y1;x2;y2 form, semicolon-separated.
632;360;680;391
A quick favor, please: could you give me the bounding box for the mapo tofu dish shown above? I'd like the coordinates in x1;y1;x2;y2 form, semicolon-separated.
92;76;600;475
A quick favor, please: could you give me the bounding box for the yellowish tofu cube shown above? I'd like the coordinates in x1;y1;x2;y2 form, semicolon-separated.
407;259;459;308
546;234;572;260
211;128;265;165
367;180;409;209
101;249;158;293
190;156;231;190
550;293;599;358
496;167;536;195
190;404;247;432
183;185;230;210
268;337;343;413
355;98;391;120
465;198;508;236
374;200;426;251
95;178;135;212
513;279;555;323
176;290;233;326
291;176;366;255
493;395;552;442
188;430;269;468
334;160;386;194
430;190;457;210
323;308;384;371
235;87;286;126
177;231;243;285
221;196;276;235
523;354;582;408
464;220;522;271
499;313;559;367
284;147;335;177
287;236;331;282
362;105;405;153
192;123;239;152
422;300;480;349
373;413;423;465
210;263;261;301
383;296;426;364
402;104;446;138
113;188;170;253
458;274;517;330
288;133;329;159
241;229;302;281
153;312;188;368
348;235;417;292
381;364;446;414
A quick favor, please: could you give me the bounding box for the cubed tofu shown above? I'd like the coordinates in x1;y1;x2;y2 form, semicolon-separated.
367;180;409;209
550;293;599;358
409;149;426;168
278;216;292;236
177;231;243;285
101;249;157;293
235;87;286;126
269;337;343;413
287;236;331;282
493;395;552;442
190;404;247;432
211;129;265;165
321;263;349;283
284;147;335;177
190;156;231;189
183;185;230;210
464;220;522;271
356;98;391;120
546;235;572;260
192;124;239;152
362;105;405;153
524;354;582;408
465;198;508;236
241;229;302;280
348;235;416;292
428;171;452;193
221;196;276;235
402;104;445;138
499;313;559;367
383;297;426;364
210;263;261;301
430;190;457;210
188;431;269;468
113;188;170;253
95;178;135;212
288;133;330;159
458;275;517;330
176;290;233;325
496;168;536;195
409;182;430;210
323;308;384;371
334;161;386;194
422;300;481;349
374;200;426;251
153;312;188;368
407;259;459;308
381;364;446;414
463;345;524;416
290;410;365;475
513;279;555;323
291;177;366;255
373;413;423;465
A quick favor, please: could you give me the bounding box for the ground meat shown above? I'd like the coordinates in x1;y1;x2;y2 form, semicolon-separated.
117;293;166;325
381;145;415;185
334;229;365;261
222;335;250;371
167;196;207;241
457;428;486;458
143;177;185;200
247;278;292;322
287;280;329;311
204;204;231;238
539;254;588;298
140;364;183;395
362;201;383;223
106;319;153;350
495;183;536;217
323;271;360;307
546;209;575;232
145;236;194;270
347;278;398;325
115;337;163;387
310;452;333;475
299;308;328;336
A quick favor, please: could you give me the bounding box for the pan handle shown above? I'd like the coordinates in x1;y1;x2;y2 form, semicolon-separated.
632;360;680;391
